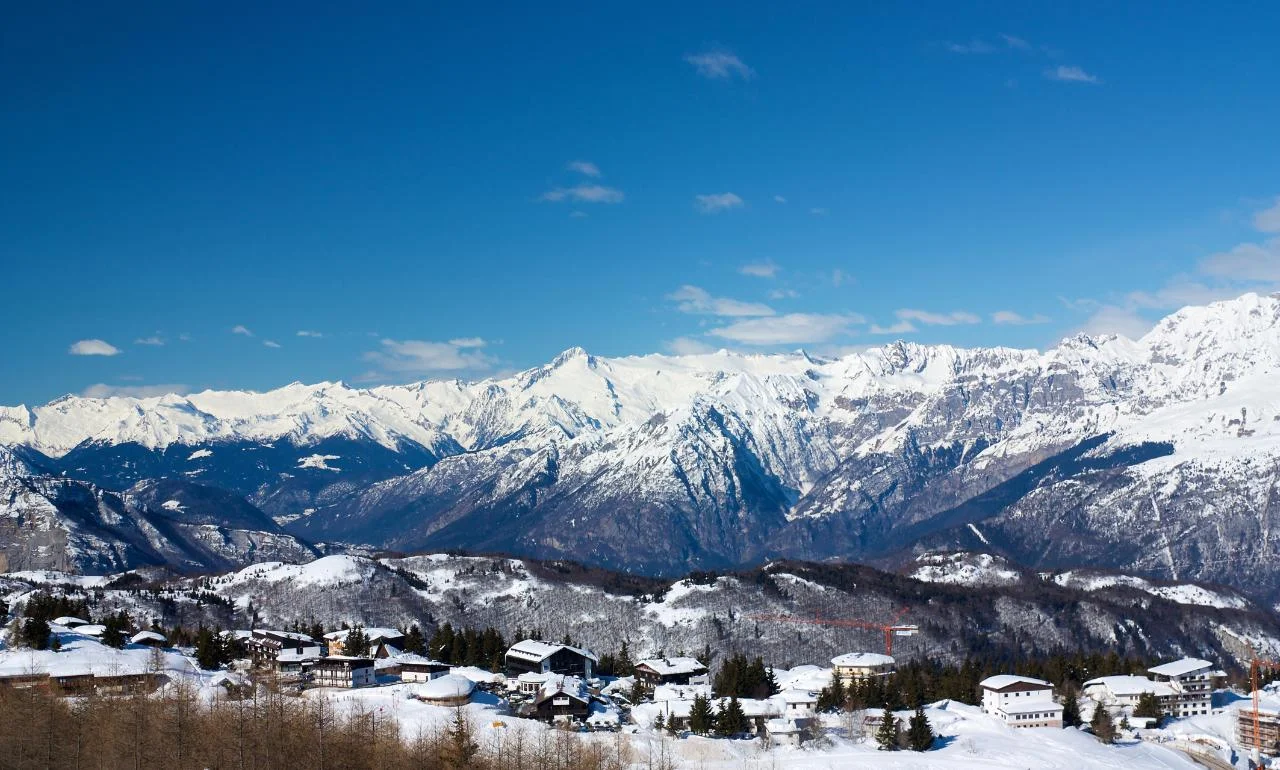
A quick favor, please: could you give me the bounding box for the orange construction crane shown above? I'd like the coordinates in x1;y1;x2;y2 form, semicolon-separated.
747;607;919;656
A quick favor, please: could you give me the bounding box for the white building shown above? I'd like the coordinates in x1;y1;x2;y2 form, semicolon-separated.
1082;675;1175;708
311;656;376;688
779;689;818;720
397;656;450;683
766;718;805;747
980;675;1063;728
634;657;709;686
830;652;896;685
1148;658;1224;717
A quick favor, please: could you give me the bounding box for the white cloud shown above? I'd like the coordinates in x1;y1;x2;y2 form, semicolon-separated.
684;50;754;80
364;338;496;375
991;310;1051;325
231;325;254;337
1255;197;1280;233
768;288;799;299
944;39;996;54
668;285;774;317
1001;34;1031;51
809;207;829;216
1077;305;1154;339
567;160;601;177
708;313;864;345
1045;65;1099;84
178;333;191;342
569;210;588;218
773;195;787;204
263;340;281;349
296;330;324;338
134;336;165;346
868;320;917;335
68;339;121;356
740;261;779;278
82;383;189;398
830;269;851;287
540;184;624;204
665;336;718;355
694;193;744;214
896;308;982;326
1198;238;1280;283
448;337;487;348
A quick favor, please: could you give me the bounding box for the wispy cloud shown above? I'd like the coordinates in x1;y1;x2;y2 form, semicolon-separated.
668;285;774;317
1001;34;1031;51
68;339;121;356
991;310;1051;325
1068;197;1280;338
896;309;982;326
566;160;601;177
569;210;588;218
296;330;324;338
1045;65;1100;84
868;320;916;335
231;325;254;337
946;34;1035;54
134;336;165;346
364;338;497;376
809;207;829;216
694;193;744;214
1254;197;1280;233
540;184;625;204
684;50;754;80
263;340;281;349
1076;306;1153;339
739;261;779;279
768;288;799;300
773;195;787;204
665;336;718;355
82;383;189;398
944;39;996;54
830;269;851;287
708;313;864;345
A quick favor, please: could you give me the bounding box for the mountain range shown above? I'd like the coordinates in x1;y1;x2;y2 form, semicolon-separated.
3;293;1280;600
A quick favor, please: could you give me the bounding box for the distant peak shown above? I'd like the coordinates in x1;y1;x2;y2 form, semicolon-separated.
550;347;592;367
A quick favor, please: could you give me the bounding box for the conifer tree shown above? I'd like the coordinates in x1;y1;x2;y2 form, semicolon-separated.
688;694;715;735
18;617;51;650
875;711;899;750
343;625;370;657
1090;704;1116;744
715;695;747;737
402;624;427;656
1061;685;1082;727
441;706;479;768
907;705;934;751
1133;691;1163;721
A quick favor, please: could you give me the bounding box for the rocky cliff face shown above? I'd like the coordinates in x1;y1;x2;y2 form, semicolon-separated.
0;446;318;574
4;294;1280;598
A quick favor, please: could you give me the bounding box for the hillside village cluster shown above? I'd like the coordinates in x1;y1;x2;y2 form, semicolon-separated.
4;607;1280;766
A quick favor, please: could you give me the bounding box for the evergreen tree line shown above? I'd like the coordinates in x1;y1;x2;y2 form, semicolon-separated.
0;684;648;770
684;693;752;737
428;623;508;670
712;653;779;699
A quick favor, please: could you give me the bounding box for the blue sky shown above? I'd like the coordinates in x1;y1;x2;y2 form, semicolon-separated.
3;2;1279;404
